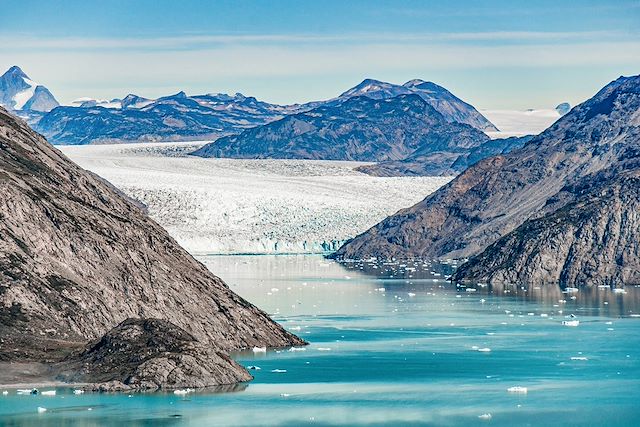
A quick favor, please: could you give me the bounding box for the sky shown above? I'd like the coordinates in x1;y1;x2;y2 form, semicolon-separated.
0;0;639;109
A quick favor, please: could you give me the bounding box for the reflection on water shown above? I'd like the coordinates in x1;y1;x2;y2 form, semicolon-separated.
1;255;639;426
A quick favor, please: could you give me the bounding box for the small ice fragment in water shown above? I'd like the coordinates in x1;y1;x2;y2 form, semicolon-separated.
477;348;492;352
288;347;306;352
571;356;588;361
174;388;194;395
271;369;287;373
252;346;267;353
562;320;579;327
246;365;261;370
41;390;56;396
478;413;492;420
317;347;332;351
2;391;8;396
408;292;416;297
507;386;528;394
280;393;290;397
73;389;84;395
37;407;47;413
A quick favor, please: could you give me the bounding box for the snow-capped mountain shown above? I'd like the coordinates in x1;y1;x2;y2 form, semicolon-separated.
35;90;296;145
0;66;59;112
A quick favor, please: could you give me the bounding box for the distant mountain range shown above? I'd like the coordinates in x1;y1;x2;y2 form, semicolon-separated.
0;66;499;147
332;75;640;287
193;93;525;176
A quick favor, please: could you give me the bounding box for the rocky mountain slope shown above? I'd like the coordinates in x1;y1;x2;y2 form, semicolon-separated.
332;75;640;286
331;78;497;131
0;66;59;113
192;94;507;175
0;107;302;388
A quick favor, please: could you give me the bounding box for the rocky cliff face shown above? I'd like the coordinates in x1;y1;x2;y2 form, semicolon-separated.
0;107;303;386
193;94;496;175
453;171;640;286
332;75;640;286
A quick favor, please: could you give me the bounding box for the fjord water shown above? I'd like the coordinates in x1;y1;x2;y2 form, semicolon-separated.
2;256;639;426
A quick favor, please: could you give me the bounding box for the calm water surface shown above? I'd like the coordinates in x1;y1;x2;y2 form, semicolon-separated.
1;255;639;426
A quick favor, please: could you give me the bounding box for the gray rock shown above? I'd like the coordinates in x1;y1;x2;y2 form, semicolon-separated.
332;75;640;287
0;107;303;382
59;318;252;390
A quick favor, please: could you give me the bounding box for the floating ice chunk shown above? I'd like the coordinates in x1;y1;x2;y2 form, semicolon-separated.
41;390;56;396
317;347;332;351
540;314;548;318
565;287;579;293
252;346;267;353
407;292;416;297
507;386;528;394
571;356;588;361
480;299;486;303
280;393;291;397
478;413;492;420
73;389;85;395
288;347;306;352
271;369;287;373
37;407;47;413
471;346;479;350
174;388;194;395
562;320;579;327
477;348;492;352
1;391;7;396
246;365;261;370
613;288;627;294
466;288;477;292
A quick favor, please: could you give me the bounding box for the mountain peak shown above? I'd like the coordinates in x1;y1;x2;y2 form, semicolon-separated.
3;65;29;79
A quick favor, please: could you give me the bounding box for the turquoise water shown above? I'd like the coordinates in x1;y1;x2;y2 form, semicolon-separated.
1;255;639;426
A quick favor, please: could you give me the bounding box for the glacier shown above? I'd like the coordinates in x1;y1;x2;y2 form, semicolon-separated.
60;142;450;255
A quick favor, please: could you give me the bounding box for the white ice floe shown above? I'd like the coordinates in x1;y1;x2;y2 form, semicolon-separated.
478;413;492;420
173;388;194;395
40;390;56;396
246;365;261;370
507;386;528;394
562;320;580;327
317;347;332;351
73;389;85;395
477;348;492;352
288;347;307;352
252;346;267;353
37;407;47;413
571;356;588;361
271;369;287;373
407;292;416;297
564;287;579;293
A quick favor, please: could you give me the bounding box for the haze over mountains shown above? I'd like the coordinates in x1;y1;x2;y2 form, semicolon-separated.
332;75;640;287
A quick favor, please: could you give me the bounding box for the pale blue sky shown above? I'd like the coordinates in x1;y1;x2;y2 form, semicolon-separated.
1;0;639;108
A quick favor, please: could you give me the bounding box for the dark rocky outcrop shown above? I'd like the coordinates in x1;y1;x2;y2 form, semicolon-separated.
58;318;252;389
193;94;501;176
0;107;303;386
332;75;640;287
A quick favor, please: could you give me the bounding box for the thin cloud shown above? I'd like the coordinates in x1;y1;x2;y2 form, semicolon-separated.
0;30;634;51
